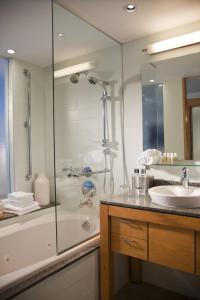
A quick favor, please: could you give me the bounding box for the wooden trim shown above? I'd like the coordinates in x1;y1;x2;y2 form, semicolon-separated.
108;206;200;231
187;99;200;107
100;204;113;300
182;78;192;159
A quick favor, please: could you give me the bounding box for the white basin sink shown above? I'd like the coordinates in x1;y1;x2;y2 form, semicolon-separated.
148;185;200;208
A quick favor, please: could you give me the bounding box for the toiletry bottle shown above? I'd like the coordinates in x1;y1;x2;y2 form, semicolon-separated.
132;168;139;193
34;173;50;206
139;168;147;196
163;153;167;163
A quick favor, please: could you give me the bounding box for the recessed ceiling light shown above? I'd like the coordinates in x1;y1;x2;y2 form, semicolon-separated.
58;33;63;38
149;79;155;83
7;49;16;54
158;84;163;87
125;4;136;12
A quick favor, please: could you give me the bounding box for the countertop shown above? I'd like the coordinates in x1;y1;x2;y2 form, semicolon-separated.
101;193;200;218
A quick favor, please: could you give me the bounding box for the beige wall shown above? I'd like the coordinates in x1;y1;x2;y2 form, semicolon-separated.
10;59;46;192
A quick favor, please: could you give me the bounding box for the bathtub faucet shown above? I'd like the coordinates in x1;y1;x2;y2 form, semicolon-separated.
79;198;93;208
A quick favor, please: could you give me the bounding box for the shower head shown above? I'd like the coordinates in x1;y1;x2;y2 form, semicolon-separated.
88;76;108;86
88;76;109;96
70;73;80;84
88;77;97;85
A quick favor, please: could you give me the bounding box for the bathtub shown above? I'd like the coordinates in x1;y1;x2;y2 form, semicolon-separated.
0;208;100;294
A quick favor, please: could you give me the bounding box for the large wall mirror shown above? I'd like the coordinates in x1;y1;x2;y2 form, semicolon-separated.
142;52;200;163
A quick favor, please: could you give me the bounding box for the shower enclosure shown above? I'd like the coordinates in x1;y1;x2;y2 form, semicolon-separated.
53;3;123;253
0;1;123;287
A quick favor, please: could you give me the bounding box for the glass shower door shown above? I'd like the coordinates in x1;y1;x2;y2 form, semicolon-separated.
53;3;123;253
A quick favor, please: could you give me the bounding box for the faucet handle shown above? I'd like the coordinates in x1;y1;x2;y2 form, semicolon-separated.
182;167;189;176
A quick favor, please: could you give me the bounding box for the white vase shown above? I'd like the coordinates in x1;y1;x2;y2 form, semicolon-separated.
34;173;50;206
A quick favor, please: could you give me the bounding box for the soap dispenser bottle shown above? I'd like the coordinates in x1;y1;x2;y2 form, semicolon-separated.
34;173;50;206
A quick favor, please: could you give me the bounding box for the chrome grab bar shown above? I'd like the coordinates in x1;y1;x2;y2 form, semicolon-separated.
24;69;32;181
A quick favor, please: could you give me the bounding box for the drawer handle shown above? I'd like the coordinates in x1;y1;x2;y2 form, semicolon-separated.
120;219;142;230
121;237;142;250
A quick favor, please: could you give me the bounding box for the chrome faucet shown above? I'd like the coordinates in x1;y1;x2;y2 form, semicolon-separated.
181;167;189;188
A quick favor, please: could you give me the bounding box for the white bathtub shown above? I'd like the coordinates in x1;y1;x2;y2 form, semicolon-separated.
0;208;99;292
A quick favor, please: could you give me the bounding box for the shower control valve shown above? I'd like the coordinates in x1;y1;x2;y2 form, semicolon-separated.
101;95;111;101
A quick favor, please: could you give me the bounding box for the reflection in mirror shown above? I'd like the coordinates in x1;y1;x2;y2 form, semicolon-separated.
53;3;122;253
142;52;200;163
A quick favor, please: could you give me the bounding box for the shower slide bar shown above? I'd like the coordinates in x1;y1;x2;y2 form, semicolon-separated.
24;69;32;181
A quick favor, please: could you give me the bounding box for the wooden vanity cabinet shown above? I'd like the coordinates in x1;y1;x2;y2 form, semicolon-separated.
149;224;195;273
100;204;200;300
196;231;200;274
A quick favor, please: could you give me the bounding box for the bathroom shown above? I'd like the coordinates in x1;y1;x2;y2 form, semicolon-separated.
0;0;200;299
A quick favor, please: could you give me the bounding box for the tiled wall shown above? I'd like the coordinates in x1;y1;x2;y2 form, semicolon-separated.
54;45;123;208
10;59;46;192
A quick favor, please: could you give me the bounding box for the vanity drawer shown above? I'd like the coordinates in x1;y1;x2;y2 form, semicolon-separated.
111;233;147;260
111;217;147;240
149;224;195;273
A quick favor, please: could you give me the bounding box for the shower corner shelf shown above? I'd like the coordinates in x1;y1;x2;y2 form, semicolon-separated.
146;160;200;168
0;202;60;222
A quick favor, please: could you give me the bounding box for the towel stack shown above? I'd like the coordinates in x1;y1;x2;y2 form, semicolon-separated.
2;192;40;216
137;149;161;166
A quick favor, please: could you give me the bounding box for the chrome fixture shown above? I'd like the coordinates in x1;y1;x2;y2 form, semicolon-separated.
24;69;32;181
88;76;111;147
70;73;80;84
69;71;88;84
62;167;110;177
181;167;189;189
69;73;114;195
81;220;91;230
62;167;80;177
125;4;136;12
79;199;93;208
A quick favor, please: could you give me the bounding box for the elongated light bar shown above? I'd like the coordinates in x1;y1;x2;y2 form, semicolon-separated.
147;30;200;55
54;61;95;78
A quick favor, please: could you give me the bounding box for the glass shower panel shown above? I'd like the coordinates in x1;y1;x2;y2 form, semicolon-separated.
53;3;122;253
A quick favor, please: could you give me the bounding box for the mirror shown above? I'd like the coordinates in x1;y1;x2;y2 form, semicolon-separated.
0;0;55;202
142;52;200;163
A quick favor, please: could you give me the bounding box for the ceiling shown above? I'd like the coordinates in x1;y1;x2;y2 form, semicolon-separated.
0;0;52;67
54;4;117;64
56;0;200;43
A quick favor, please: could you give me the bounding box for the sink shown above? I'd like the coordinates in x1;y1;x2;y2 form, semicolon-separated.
148;185;200;208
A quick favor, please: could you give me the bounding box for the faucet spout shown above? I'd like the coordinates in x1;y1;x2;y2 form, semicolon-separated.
181;167;189;189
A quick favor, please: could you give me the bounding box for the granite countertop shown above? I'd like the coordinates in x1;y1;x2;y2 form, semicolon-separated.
101;193;200;218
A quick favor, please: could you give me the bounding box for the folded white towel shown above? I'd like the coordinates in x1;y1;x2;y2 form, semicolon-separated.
4;202;40;216
2;198;34;208
137;149;161;166
8;192;33;201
